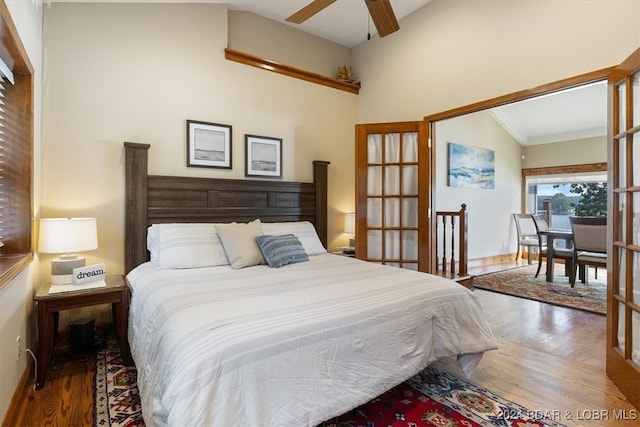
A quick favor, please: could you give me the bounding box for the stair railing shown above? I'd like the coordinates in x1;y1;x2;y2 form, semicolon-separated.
435;204;468;279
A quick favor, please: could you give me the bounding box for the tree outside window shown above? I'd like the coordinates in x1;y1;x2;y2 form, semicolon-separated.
550;182;607;217
568;182;607;216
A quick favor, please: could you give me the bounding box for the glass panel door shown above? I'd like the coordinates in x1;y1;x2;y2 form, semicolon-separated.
607;47;640;409
355;122;429;271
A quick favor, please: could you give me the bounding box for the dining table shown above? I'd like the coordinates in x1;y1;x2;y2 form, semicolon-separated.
537;229;574;282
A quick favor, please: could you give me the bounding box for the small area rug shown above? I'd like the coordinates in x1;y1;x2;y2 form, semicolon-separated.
94;335;143;427
474;264;606;315
94;334;565;427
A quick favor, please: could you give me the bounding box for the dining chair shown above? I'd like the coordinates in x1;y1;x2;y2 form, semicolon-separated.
532;214;574;280
513;213;539;264
568;216;607;286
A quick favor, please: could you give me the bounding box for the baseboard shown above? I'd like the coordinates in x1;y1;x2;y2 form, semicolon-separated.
1;359;34;427
1;321;116;426
468;253;571;270
468;253;517;268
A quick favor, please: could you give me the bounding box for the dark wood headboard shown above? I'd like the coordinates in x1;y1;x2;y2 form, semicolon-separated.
124;142;330;273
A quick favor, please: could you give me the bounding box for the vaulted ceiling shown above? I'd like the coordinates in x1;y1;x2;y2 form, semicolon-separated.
48;1;607;146
224;0;433;48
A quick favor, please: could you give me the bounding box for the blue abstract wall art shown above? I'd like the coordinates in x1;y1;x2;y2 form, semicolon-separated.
447;142;495;189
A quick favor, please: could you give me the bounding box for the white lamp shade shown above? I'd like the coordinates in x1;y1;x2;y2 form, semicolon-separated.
38;217;98;254
344;213;355;234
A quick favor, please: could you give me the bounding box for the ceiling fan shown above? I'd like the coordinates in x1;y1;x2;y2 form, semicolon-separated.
286;0;400;38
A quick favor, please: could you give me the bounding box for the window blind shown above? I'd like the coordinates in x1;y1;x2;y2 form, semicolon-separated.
0;3;35;286
0;70;7;247
0;54;31;254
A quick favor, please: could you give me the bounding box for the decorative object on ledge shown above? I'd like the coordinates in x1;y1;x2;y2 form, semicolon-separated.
336;65;357;84
224;48;360;94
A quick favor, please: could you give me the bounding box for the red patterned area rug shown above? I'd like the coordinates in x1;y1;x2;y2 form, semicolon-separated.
94;335;144;427
320;365;566;427
94;334;565;427
473;264;606;315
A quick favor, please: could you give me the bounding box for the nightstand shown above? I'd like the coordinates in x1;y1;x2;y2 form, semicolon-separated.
331;250;356;258
34;275;130;389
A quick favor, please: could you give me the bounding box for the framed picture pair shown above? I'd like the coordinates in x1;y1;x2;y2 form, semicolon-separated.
186;119;282;178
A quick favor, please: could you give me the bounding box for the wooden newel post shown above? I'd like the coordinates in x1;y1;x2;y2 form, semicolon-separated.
458;203;468;277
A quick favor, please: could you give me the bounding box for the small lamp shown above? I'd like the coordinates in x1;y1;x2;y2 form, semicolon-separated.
344;213;356;249
38;217;98;285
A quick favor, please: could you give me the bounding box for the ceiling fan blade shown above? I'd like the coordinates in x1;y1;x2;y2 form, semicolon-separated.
365;0;400;37
286;0;337;24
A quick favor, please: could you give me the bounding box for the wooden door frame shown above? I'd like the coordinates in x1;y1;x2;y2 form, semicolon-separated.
423;67;614;272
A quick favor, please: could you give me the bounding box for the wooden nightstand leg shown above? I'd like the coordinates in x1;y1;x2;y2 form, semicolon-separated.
36;308;56;390
112;300;132;364
52;312;59;349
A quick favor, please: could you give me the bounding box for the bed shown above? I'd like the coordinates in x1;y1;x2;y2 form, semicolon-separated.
123;142;498;426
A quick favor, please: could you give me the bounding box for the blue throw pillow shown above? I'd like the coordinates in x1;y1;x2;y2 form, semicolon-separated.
255;234;309;268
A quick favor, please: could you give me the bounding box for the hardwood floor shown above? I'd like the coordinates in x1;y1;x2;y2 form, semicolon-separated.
437;290;635;427
457;261;636;426
4;262;636;426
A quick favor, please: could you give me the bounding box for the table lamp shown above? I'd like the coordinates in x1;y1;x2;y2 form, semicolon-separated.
344;213;356;251
38;217;98;285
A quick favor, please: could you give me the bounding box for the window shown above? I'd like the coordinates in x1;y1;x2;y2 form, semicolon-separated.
524;168;607;230
0;2;34;288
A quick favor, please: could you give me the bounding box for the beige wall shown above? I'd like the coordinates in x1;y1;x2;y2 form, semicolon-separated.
228;11;352;78
522;136;606;169
353;0;638;260
435;111;522;259
353;0;640;122
0;0;42;423
41;3;358;289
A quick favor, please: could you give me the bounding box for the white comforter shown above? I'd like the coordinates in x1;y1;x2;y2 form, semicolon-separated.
127;253;497;427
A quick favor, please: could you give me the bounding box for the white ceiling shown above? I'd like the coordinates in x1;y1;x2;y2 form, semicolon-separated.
47;0;607;146
488;81;608;146
224;0;433;48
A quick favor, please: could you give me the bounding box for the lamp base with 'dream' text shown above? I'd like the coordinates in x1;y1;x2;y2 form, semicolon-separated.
50;255;86;285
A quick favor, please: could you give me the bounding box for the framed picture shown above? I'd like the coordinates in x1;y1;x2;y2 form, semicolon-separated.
447;142;495;189
187;120;232;169
245;134;282;178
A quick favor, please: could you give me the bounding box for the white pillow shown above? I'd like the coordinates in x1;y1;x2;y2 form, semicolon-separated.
147;223;229;269
261;221;326;255
215;219;265;269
